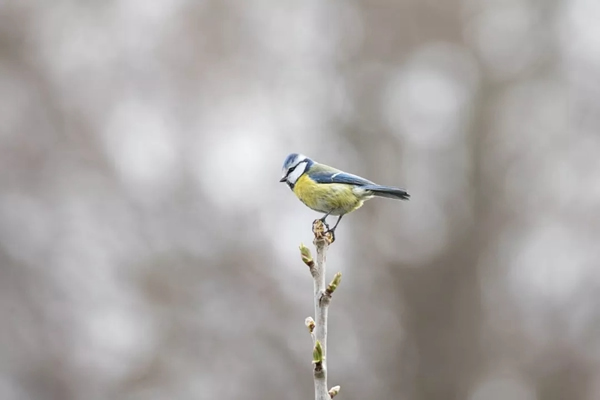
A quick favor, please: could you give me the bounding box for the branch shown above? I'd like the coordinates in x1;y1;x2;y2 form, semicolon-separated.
299;220;341;400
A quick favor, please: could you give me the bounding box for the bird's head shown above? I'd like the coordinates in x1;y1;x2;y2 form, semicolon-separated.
280;153;312;187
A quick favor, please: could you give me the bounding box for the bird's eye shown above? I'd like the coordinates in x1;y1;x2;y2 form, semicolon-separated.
284;165;297;177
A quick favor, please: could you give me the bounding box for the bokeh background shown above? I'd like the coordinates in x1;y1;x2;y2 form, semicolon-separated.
1;0;599;399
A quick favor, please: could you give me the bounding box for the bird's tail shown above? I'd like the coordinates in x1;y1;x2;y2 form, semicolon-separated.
363;184;410;200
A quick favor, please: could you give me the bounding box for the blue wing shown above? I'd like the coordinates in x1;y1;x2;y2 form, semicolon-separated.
308;164;410;200
309;169;375;186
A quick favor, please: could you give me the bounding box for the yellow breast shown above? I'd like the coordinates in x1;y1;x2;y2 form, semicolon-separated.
292;174;366;215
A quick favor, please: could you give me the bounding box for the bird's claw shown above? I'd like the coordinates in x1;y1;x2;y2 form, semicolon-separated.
312;219;328;235
325;229;335;243
312;219;335;244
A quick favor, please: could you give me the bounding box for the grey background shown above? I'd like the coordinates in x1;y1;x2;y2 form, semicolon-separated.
1;0;599;399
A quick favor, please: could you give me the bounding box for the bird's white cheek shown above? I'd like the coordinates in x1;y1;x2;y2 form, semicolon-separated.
287;164;306;184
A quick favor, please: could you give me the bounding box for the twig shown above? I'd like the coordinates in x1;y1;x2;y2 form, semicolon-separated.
299;220;341;399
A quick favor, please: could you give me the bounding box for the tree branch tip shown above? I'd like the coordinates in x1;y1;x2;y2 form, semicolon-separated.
305;316;315;333
312;219;326;235
329;385;341;398
326;272;342;295
312;220;334;244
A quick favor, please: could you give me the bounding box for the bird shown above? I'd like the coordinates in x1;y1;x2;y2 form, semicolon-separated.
279;153;409;239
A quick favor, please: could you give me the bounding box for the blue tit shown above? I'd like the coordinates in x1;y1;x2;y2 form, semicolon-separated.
279;153;409;236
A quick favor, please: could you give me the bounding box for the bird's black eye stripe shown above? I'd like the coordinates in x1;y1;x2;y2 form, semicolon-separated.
283;165;295;179
285;160;308;178
286;162;301;174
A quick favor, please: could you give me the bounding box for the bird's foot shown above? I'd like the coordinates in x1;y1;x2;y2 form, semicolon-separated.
312;219;335;244
312;219;329;235
325;229;335;244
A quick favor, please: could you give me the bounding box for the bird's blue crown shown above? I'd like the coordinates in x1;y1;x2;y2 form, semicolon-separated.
282;153;310;170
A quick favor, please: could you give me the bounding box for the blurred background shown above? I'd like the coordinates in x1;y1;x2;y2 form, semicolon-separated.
1;0;599;399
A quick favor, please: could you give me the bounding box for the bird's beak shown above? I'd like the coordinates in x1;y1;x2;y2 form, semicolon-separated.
279;176;287;182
